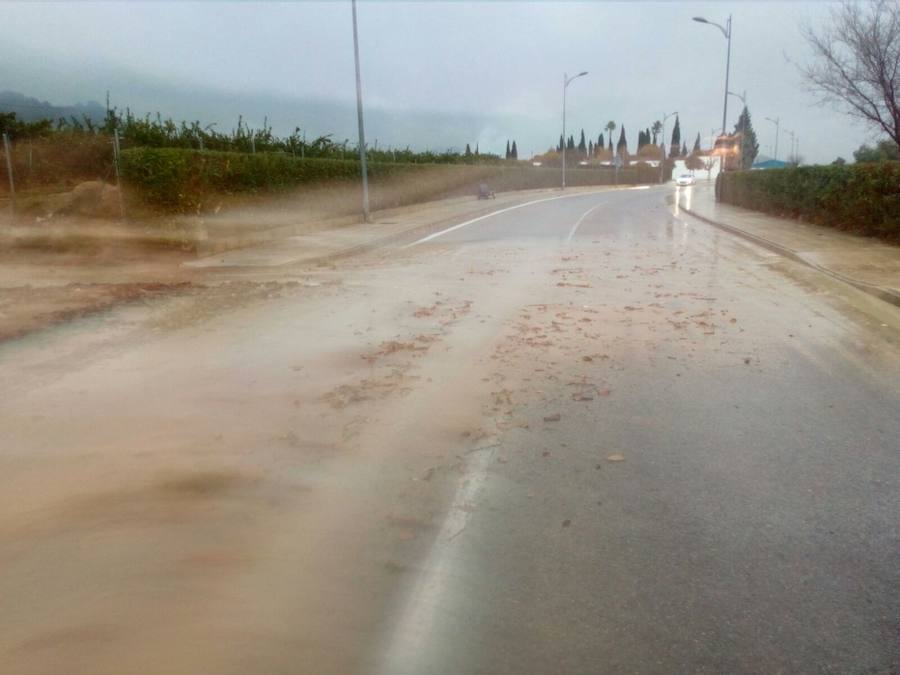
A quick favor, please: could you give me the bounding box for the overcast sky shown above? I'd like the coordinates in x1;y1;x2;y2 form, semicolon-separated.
2;1;878;163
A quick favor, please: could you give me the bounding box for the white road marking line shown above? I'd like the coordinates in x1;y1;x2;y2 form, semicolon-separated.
403;190;608;247
378;443;498;674
565;201;607;245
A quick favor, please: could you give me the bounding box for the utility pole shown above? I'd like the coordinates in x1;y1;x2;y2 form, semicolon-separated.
765;117;780;161
351;0;371;222
659;111;678;183
785;129;796;164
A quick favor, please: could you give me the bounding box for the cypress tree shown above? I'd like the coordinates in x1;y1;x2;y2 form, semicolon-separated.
505;140;511;159
578;129;587;154
567;135;575;150
598;133;605;149
693;132;701;153
670;115;681;158
733;106;760;169
681;141;688;157
511;140;518;159
558;135;564;152
616;126;627;156
465;143;472;157
588;140;594;157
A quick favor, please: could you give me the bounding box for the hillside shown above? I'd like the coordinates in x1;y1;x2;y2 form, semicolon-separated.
0;91;106;124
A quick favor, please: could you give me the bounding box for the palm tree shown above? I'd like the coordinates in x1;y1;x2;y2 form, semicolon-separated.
651;120;663;145
605;121;616;151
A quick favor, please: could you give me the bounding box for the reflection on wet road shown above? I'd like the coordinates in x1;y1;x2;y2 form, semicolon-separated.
1;186;898;674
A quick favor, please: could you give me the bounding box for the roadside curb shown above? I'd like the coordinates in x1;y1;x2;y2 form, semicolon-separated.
681;204;900;310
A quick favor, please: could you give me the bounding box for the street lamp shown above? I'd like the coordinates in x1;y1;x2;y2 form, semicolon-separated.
728;89;747;107
562;70;588;190
660;110;678;182
351;0;370;222
693;14;733;136
765;116;780;161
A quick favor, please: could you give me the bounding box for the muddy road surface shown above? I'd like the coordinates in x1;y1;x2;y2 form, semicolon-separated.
2;186;898;674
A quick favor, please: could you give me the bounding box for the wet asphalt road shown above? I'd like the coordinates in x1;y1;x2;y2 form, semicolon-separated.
381;186;900;674
2;185;898;674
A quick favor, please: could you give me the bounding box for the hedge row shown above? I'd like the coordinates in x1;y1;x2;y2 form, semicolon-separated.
119;148;659;213
120;149;415;211
718;163;900;240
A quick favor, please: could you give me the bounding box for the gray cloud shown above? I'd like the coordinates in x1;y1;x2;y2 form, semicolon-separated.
2;1;873;163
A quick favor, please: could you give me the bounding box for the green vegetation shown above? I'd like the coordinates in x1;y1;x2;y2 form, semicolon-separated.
120;148;416;211
853;140;900;163
718;163;900;241
120;147;659;213
0;108;504;176
2;106;666;213
733;106;759;170
669;116;681;158
616;126;627;156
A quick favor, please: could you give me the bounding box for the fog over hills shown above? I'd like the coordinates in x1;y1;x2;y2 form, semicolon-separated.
0;79;539;156
0;91;106;124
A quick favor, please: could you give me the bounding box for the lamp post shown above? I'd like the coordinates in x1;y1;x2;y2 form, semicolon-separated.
765;116;780;161
351;0;370;222
561;71;588;190
693;14;733;136
659;110;678;182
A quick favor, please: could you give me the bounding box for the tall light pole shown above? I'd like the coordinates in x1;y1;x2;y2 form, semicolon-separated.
351;0;370;222
765;116;780;161
693;14;733;136
660;110;678;182
561;71;588;190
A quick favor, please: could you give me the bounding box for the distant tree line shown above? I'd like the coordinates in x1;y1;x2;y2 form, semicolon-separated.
539;114;712;166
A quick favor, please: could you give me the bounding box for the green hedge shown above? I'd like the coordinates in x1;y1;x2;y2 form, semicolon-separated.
120;147;659;213
718;163;900;240
120;148;417;211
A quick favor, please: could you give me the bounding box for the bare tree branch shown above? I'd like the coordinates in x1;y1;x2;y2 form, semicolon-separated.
799;0;900;149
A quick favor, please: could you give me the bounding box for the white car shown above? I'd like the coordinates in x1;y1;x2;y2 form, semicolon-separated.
676;173;695;186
